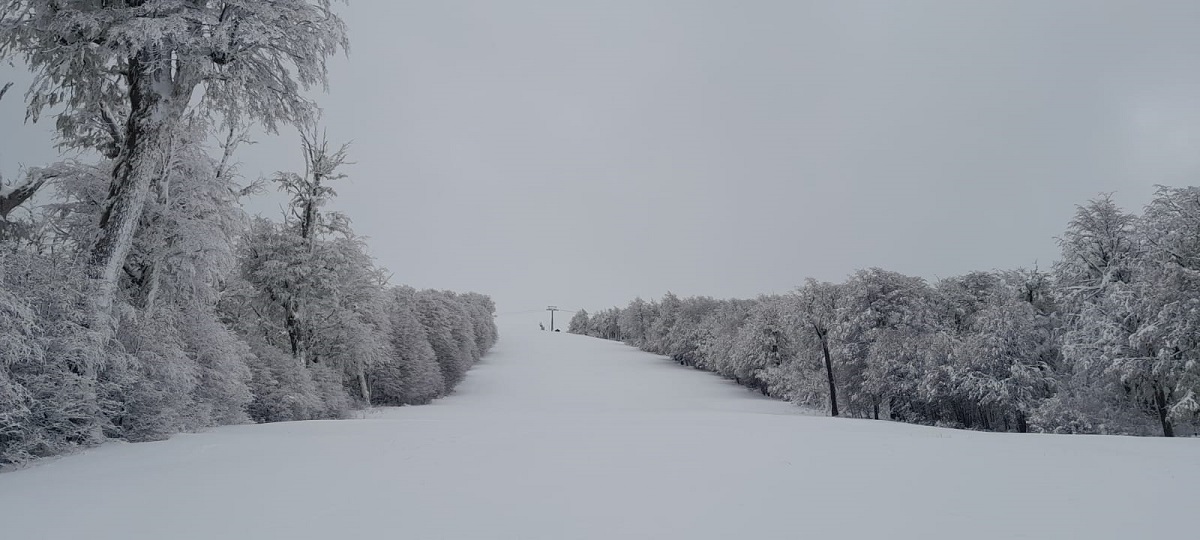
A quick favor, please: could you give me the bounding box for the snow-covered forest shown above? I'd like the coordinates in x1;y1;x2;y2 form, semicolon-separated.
571;190;1200;437
0;1;497;465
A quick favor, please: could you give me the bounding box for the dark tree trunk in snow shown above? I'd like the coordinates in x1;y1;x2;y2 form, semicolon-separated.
0;174;50;220
1153;383;1174;437
815;326;839;417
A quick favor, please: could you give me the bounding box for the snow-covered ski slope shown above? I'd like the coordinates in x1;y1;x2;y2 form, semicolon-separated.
1;316;1197;539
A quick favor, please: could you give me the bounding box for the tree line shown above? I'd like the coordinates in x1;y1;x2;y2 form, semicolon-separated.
570;191;1200;437
0;1;497;465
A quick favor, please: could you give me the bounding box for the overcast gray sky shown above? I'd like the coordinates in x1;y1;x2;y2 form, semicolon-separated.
4;1;1200;313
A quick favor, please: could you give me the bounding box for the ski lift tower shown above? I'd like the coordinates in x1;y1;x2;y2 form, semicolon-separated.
547;306;560;332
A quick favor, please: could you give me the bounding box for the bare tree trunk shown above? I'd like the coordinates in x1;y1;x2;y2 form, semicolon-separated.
285;299;309;367
358;363;371;404
1153;383;1174;437
816;327;839;417
263;281;309;367
1016;411;1029;433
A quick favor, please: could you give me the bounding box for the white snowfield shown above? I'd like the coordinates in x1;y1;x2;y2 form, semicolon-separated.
1;316;1197;540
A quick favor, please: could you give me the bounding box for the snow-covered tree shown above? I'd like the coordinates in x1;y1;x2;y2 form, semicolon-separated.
237;218;383;403
729;296;797;394
695;298;755;377
33;120;255;440
414;290;475;392
263;125;351;367
576;190;1195;437
657;296;720;367
645;293;681;354
587;307;622;340
568;309;590;334
0;252;106;463
1;0;349;329
836;268;938;419
371;287;444;405
1054;196;1178;435
233;128;405;408
1119;187;1200;435
1056;195;1137;295
793;279;843;416
0;4;506;463
950;298;1057;431
936;271;1007;334
460;292;499;354
617;298;651;345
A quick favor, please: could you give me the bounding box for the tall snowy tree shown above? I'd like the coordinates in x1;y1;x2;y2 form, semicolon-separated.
1;0;348;330
268;124;351;368
234;127;397;407
836;269;938;419
729;296;797;394
1127;187;1200;435
794;279;842;417
949;297;1057;432
1054;196;1175;435
36;120;255;440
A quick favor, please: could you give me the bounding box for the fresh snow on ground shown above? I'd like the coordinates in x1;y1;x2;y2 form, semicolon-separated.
1;315;1197;539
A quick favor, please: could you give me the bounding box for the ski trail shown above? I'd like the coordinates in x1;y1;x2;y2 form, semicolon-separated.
0;316;1196;539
